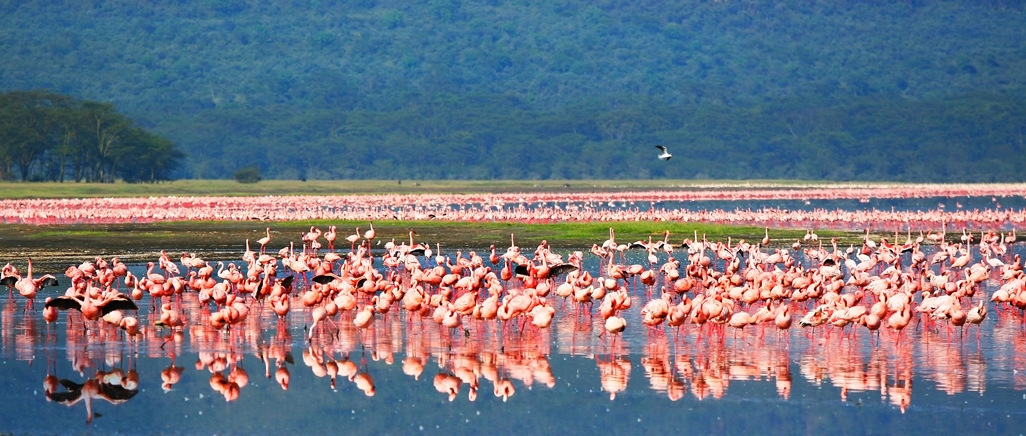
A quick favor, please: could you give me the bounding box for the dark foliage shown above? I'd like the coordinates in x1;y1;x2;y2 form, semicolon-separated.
1;1;1024;181
0;90;183;182
233;166;262;184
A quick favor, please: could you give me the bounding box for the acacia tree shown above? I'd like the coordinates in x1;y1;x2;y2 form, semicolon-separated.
0;91;75;180
78;101;130;183
0;90;182;182
119;128;183;182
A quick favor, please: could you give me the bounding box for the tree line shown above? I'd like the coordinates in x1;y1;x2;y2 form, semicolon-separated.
0;90;182;182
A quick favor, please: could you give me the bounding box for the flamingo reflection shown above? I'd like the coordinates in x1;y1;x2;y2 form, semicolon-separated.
45;371;139;424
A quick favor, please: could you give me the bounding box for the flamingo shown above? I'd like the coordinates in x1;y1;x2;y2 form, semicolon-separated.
354;305;375;329
325;225;338;251
863;229;877;250
6;258;59;311
927;222;946;244
602;316;627;341
363;222;376;241
46;293;138;321
257;227;272;253
156;303;186;329
346;228;361;251
400;230;428;257
967;300;987;328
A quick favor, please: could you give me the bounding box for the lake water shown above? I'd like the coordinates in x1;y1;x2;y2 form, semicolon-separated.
3;241;1026;435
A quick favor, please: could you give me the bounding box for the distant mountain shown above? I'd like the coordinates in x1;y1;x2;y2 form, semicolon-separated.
1;0;1024;181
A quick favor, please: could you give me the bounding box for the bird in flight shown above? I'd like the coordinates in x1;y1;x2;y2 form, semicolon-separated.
655;145;672;161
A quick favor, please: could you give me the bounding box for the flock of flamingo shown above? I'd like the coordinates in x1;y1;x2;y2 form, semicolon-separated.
4;184;1026;423
1;184;1026;231
3;219;1026;414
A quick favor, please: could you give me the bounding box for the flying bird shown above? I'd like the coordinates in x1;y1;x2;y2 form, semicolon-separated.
655;145;672;161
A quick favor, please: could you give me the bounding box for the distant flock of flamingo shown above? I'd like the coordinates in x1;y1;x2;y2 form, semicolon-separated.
1;184;1025;231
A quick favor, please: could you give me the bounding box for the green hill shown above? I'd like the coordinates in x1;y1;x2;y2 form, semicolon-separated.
1;0;1024;181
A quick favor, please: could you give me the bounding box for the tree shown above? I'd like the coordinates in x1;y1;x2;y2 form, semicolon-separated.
234;166;262;183
118;128;184;183
0;91;182;182
78;101;132;183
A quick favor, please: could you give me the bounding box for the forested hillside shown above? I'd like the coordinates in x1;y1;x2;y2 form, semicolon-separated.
1;0;1024;181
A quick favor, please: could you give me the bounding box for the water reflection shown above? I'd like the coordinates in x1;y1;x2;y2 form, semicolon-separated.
5;246;1026;431
45;371;139;424
5;294;1026;428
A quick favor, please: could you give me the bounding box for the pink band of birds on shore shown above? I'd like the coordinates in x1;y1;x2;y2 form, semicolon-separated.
2;184;1025;228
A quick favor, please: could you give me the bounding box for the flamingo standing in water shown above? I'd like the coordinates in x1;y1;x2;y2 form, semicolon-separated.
406;230;428;255
602;316;627;343
346;228;361;251
156;303;186;330
927;222;946;244
42;297;59;336
325;226;337;251
257;228;272;254
1;263;19;296
363;222;376;242
3;258;59;311
45;292;138;322
966;300;987;339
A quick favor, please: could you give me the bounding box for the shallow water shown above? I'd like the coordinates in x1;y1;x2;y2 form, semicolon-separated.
3;243;1026;435
475;192;1026;213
